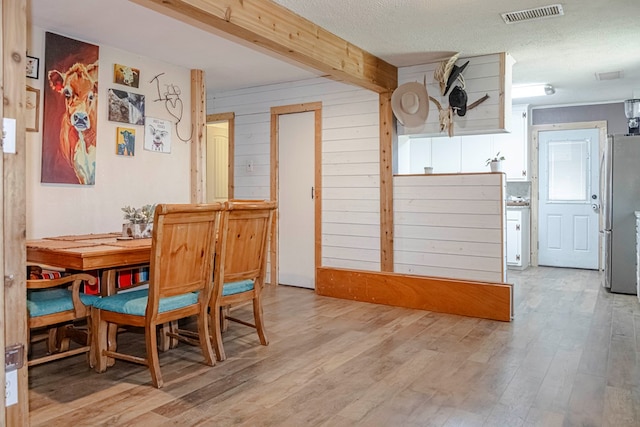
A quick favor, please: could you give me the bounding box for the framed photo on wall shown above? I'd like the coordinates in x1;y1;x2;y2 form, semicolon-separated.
26;86;40;132
26;56;39;79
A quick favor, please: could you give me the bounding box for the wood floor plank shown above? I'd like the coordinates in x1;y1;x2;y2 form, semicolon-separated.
27;267;640;426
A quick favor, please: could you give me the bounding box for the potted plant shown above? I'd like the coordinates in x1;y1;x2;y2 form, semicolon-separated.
486;152;505;172
121;204;156;238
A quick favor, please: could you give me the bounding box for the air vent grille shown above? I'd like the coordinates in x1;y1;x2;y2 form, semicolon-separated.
595;71;624;81
501;4;564;24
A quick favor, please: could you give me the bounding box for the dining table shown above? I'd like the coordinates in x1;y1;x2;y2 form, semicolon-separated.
26;232;152;297
27;232;154;361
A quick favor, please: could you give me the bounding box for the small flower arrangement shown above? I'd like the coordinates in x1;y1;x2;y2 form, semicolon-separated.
485;152;506;166
121;204;157;224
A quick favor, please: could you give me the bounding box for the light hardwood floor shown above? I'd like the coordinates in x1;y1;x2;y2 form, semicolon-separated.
29;267;640;426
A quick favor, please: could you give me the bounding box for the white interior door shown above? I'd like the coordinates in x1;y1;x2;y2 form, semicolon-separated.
278;111;315;288
538;128;600;268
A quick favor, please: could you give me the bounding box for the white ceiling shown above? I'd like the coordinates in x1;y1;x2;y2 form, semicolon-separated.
30;0;640;108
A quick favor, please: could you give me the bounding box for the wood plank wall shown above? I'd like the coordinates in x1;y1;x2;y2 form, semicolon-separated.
394;173;507;283
398;53;513;137
208;77;382;272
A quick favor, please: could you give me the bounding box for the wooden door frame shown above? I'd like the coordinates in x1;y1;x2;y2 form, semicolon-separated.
205;112;235;200
3;0;29;423
270;103;322;287
530;120;607;267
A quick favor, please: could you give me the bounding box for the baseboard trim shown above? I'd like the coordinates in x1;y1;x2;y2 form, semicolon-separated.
316;267;512;322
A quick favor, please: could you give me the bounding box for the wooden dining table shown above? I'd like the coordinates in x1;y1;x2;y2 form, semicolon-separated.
27;232;155;362
26;232;152;296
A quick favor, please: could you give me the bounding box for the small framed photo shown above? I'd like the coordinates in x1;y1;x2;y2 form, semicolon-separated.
26;86;40;132
26;56;39;79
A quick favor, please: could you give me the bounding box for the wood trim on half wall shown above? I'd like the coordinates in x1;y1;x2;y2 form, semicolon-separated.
317;267;513;322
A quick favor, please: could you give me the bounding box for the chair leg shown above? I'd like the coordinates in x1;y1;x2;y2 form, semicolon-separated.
211;303;226;361
253;296;269;346
145;322;163;388
92;307;109;373
197;308;215;367
47;328;59;353
221;306;230;332
55;327;71;353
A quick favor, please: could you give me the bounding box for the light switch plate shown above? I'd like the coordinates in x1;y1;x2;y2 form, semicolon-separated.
2;117;17;154
5;370;17;406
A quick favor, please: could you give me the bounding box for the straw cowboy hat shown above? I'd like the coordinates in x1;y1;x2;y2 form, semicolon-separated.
391;82;429;127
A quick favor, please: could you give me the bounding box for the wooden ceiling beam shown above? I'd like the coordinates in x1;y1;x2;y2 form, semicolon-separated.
132;0;397;93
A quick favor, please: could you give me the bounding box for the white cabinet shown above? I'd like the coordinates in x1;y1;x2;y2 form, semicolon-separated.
494;105;529;181
507;208;530;269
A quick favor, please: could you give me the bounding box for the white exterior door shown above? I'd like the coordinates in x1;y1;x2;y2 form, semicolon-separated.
538;128;600;268
278;112;315;288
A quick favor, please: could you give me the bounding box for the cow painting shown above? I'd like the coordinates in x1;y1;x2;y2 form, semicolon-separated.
47;61;99;184
114;63;140;88
116;127;136;156
42;32;99;185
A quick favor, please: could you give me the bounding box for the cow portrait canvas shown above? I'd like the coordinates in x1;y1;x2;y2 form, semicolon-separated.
114;63;140;88
108;88;145;125
116;127;136;156
42;32;99;185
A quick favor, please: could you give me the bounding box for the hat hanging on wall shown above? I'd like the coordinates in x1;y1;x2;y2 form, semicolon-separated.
444;60;469;96
391;82;429;127
433;53;459;96
449;85;468;117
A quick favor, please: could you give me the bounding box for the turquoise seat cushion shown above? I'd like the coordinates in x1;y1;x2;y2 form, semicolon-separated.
92;289;199;316
222;279;255;296
27;289;100;317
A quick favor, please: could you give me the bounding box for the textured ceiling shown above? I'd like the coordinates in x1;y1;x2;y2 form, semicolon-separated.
30;0;640;108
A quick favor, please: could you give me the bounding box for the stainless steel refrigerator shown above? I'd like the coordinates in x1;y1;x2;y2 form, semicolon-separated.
601;134;640;294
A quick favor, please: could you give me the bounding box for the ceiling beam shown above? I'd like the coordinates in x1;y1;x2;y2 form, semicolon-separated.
132;0;397;93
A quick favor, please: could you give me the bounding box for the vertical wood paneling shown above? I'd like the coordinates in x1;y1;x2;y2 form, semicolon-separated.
209;78;381;273
394;173;506;283
3;0;29;423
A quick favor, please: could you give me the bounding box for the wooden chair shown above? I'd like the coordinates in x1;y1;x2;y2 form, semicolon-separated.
27;273;98;367
210;200;276;361
92;203;221;388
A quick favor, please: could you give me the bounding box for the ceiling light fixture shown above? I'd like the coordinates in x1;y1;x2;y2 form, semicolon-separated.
512;84;555;98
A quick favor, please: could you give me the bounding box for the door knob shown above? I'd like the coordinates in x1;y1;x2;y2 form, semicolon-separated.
592;203;600;212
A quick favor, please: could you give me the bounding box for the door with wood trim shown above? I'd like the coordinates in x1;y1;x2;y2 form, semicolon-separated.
278;111;315;288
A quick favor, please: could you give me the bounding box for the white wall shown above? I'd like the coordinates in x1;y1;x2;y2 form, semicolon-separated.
207;78;381;271
26;26;192;238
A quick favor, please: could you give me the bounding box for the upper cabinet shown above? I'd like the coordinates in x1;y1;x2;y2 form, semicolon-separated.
493;104;529;181
397;105;530;181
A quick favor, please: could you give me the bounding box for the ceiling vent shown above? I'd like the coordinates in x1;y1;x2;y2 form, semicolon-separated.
501;4;564;24
595;71;624;81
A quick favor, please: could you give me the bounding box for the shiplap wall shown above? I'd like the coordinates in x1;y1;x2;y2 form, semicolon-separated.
207;77;381;271
394;173;506;282
398;53;513;137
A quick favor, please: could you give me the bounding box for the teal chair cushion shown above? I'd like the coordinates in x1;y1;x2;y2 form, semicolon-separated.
92;289;199;316
27;289;100;317
222;279;255;296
